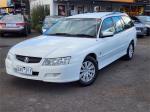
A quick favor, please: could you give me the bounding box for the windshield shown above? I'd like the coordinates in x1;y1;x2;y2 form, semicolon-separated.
44;18;101;38
43;17;61;28
137;16;150;22
1;15;23;23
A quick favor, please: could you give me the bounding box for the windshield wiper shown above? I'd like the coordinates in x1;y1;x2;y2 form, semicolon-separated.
72;34;95;38
46;33;95;38
48;33;73;36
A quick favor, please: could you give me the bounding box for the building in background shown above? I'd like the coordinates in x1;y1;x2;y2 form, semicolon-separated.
0;0;7;14
51;0;139;16
29;0;149;16
30;0;50;10
136;0;150;15
0;0;7;7
0;0;30;15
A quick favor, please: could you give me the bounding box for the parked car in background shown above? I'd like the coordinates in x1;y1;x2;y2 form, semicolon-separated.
0;15;3;20
42;16;63;33
136;16;150;36
0;14;31;37
5;12;137;86
131;16;147;36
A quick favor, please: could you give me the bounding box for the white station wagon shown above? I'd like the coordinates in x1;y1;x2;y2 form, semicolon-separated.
5;12;137;86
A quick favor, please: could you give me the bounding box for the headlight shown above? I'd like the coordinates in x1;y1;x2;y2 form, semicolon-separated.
42;56;71;66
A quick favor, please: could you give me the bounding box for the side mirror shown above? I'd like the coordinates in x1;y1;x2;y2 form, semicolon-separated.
101;31;114;38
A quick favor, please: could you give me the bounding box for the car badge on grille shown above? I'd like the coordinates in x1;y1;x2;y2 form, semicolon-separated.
24;57;29;63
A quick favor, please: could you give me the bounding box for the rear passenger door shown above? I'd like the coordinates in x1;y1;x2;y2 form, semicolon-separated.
111;16;127;54
121;16;136;47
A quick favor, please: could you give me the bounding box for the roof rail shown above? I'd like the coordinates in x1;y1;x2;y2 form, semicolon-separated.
106;12;122;16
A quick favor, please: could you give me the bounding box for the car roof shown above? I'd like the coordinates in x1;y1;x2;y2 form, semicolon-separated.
68;12;127;19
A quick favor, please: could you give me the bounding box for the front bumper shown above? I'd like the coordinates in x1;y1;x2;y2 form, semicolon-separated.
136;27;147;36
5;58;81;83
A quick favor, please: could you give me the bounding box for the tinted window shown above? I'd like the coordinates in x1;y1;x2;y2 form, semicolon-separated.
120;17;126;29
101;18;115;36
122;16;134;29
112;16;124;33
1;15;23;23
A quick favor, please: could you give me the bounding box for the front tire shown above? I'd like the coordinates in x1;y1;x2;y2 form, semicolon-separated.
123;42;134;60
79;56;98;86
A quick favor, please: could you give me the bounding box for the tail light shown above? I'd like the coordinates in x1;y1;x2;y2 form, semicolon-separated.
0;23;6;28
16;23;26;27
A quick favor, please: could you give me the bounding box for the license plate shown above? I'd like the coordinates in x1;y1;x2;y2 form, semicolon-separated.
16;66;32;75
6;24;16;28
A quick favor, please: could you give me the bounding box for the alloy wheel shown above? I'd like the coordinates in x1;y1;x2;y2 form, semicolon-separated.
129;44;134;58
80;61;96;83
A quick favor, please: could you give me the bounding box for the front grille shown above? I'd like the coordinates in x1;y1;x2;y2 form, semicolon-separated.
136;27;142;30
16;55;42;63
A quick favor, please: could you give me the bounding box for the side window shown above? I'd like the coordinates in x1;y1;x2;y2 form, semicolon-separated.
120;17;126;30
100;17;115;37
122;16;134;29
112;16;124;33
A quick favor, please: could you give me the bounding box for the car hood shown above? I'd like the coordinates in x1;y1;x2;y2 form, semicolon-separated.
140;21;150;28
10;35;97;58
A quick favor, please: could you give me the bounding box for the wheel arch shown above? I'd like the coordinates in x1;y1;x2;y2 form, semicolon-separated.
86;53;97;60
131;39;135;48
84;53;98;66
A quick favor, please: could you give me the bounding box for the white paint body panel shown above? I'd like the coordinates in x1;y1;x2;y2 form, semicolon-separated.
5;12;137;83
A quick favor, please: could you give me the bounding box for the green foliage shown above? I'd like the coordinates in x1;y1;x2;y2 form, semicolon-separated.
31;5;50;32
35;24;43;33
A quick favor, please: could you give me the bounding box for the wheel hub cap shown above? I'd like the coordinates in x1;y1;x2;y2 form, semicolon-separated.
80;61;96;82
129;45;134;58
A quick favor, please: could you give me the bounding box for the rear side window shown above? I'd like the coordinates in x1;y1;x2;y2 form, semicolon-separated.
122;16;134;29
100;17;115;35
112;16;124;33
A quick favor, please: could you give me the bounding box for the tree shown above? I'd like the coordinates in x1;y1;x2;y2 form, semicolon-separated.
31;4;50;32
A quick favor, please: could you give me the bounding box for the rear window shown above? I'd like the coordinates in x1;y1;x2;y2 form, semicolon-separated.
1;15;23;22
121;16;134;29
